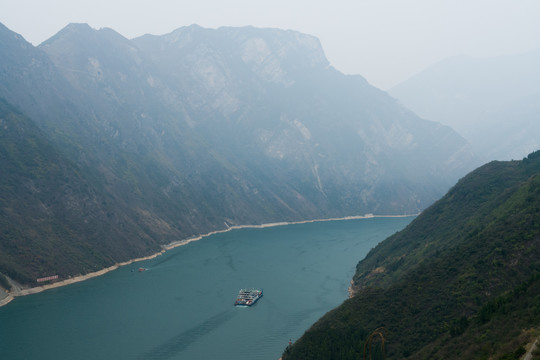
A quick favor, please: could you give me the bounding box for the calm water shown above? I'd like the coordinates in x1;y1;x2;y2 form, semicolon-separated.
0;217;412;360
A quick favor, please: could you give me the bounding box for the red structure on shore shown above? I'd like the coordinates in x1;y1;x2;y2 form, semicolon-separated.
36;275;58;283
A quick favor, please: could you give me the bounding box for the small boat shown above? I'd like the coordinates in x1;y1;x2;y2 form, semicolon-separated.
138;267;146;272
235;288;263;306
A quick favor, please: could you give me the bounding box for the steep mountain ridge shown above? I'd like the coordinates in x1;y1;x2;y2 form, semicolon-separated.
1;22;478;286
283;151;540;359
38;22;478;215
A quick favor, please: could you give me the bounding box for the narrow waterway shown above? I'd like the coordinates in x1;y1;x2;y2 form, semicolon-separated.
0;216;413;360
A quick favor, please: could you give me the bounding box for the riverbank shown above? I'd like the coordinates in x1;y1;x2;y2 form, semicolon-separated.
1;213;415;307
4;251;168;300
0;287;13;306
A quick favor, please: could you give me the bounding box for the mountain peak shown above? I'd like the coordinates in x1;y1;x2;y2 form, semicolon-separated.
0;21;33;51
55;22;95;38
225;26;329;70
146;25;329;69
41;23;127;49
133;25;329;89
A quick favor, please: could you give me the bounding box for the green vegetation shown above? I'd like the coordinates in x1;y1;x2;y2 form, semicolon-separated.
0;98;171;284
283;151;540;359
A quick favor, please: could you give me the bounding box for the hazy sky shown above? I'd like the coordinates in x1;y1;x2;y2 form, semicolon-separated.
1;0;540;89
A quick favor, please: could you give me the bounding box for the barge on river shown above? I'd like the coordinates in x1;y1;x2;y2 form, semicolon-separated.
234;288;263;306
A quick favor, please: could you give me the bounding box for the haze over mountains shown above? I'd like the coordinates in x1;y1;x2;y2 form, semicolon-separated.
0;22;477;285
390;48;540;161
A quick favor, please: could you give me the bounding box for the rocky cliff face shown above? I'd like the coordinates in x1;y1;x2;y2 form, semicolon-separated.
0;22;478;284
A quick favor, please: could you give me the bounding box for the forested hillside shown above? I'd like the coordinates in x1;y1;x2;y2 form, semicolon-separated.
283;151;540;360
0;98;175;284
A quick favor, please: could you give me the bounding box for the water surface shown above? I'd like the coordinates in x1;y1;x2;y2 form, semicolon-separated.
0;216;413;360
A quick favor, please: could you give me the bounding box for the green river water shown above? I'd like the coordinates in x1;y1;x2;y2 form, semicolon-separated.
0;216;413;360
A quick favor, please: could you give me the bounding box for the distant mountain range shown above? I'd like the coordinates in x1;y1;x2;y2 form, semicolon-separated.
283;150;540;360
0;22;477;286
389;49;540;161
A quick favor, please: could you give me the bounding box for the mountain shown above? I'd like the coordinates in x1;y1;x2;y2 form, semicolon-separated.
389;49;540;161
0;98;175;284
39;23;478;213
283;150;540;360
0;22;477;286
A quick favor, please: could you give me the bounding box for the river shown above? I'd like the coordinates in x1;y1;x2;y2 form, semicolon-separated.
0;216;413;360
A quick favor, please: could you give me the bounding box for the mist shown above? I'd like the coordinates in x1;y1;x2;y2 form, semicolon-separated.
1;0;540;89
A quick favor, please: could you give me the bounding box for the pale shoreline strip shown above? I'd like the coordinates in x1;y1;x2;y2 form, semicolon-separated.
1;213;415;306
0;294;14;307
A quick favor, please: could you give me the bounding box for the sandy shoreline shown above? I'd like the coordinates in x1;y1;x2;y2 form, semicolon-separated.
0;293;14;307
1;214;414;306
